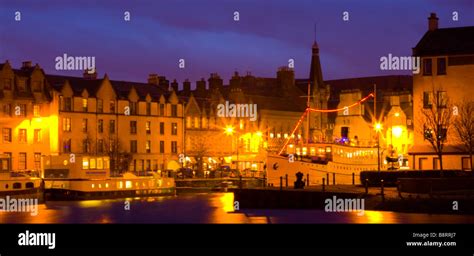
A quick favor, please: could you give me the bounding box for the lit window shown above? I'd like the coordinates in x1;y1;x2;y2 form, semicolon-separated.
82;98;88;112
82;158;89;170
97;158;103;169
90;158;96;169
125;181;132;189
91;184;95;189
270;133;274;138
33;104;40;117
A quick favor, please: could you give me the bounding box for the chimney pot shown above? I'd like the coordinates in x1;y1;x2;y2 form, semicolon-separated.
22;61;32;68
428;12;438;31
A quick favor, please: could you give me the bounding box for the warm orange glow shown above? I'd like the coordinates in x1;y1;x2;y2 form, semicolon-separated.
255;131;263;137
374;122;382;132
224;125;235;135
392;126;403;138
394;112;400;117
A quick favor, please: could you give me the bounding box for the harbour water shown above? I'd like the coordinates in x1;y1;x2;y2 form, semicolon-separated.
1;193;473;224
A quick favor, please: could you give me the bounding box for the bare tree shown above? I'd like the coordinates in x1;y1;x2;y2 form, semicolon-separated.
453;100;474;172
187;136;210;177
418;87;453;173
102;136;132;176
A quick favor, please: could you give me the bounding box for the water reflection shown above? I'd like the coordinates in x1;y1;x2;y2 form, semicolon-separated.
1;193;473;224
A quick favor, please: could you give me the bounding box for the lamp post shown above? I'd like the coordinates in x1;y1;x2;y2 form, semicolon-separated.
374;122;382;173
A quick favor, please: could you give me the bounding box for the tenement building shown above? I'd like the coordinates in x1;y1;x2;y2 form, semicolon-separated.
0;61;184;174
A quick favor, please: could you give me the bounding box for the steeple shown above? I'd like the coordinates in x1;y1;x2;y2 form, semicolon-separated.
309;40;324;92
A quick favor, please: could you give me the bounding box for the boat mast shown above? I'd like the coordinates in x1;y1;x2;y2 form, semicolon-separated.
306;81;311;146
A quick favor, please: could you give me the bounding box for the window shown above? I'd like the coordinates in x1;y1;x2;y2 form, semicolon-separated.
423;92;433;108
19;153;26;170
109;100;115;113
18;79;26;91
109;139;115;152
186;116;192;128
98;119;103;133
83;139;89;153
97;99;103;113
63;118;71;132
33;104;40;117
130;102;137;115
19;129;27;143
171;104;178;117
32;81;42;92
146;102;151;116
18;104;26;117
160;122;165;135
160;141;165;153
64;97;72;111
34;129;41;143
109;120;115;133
98;139;104;153
194;117;199;129
146;121;151;134
3;104;12;116
130;121;137;134
146;140;151;153
82;98;88;112
437;91;447;108
3;128;12;143
171;123;178;135
437;57;446;75
171;141;178;154
146;160;151;171
130;140;137;153
63;139;72;153
1;152;11;171
4;78;12;90
159;104;165;116
34;153;41;170
462;157;471;171
82;119;88;132
423;58;432;76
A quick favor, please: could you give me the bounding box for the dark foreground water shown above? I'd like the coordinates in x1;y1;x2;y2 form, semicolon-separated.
1;193;473;224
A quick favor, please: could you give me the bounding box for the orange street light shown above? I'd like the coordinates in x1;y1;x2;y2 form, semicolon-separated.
224;125;235;136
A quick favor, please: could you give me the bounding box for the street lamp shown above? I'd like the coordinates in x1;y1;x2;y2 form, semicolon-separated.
374;122;382;173
224;125;238;169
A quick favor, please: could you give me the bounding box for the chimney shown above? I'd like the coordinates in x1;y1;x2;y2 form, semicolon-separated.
83;69;97;80
196;78;206;91
148;74;159;85
22;61;32;69
183;79;191;94
428;13;438;31
171;79;179;92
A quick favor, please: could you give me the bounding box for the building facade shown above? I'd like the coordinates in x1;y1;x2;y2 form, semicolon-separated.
410;13;474;170
0;61;184;174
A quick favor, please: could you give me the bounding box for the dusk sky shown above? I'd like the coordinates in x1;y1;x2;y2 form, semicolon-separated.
1;0;473;87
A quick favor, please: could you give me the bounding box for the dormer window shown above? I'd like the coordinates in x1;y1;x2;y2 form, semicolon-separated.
32;81;42;92
17;79;27;91
4;79;12;90
130;102;137;115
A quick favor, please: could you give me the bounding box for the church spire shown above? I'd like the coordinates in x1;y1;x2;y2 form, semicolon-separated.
309;39;324;91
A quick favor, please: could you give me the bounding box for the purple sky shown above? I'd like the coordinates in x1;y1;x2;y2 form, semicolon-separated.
1;0;473;87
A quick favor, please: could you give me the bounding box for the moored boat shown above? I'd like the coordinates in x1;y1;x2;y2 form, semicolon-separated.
43;154;175;200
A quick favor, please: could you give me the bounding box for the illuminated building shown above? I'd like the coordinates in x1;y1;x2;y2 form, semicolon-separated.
0;62;184;173
410;13;474;170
